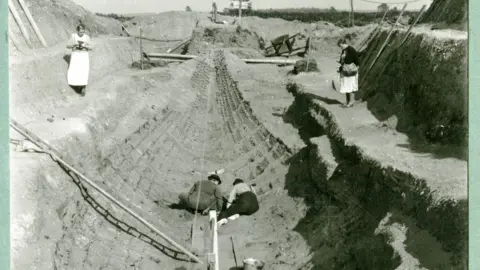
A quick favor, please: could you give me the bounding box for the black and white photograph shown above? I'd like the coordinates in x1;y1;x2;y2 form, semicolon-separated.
7;0;468;269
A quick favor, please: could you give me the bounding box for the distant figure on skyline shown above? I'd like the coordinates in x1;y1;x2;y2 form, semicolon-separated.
212;2;218;22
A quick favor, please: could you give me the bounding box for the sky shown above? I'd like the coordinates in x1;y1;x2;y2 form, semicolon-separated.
72;0;433;14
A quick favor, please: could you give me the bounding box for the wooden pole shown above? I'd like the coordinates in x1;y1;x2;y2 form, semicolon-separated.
399;5;427;45
140;27;144;70
17;0;47;47
121;24;131;36
239;0;242;20
9;119;204;264
366;3;408;72
361;4;428;90
357;8;389;52
350;0;355;27
8;29;20;51
379;8;388;25
8;0;32;48
230;237;238;269
360;3;408;87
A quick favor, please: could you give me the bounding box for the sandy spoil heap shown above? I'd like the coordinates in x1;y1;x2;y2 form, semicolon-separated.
186;25;266;57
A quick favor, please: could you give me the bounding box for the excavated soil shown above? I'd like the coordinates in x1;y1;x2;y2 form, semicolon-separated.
10;3;467;270
8;0;121;51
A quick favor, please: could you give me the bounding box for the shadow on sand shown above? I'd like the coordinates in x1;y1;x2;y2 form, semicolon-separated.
274;97;401;269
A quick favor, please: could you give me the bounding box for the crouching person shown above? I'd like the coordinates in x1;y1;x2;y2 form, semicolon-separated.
217;178;259;226
178;174;224;214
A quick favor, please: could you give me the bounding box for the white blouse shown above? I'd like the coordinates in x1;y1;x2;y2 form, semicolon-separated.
70;33;91;51
227;183;256;208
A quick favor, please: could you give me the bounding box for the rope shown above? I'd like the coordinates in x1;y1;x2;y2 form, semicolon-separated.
358;0;421;4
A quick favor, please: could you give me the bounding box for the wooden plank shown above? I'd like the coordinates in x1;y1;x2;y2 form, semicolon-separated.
244;58;296;65
17;0;47;47
166;38;191;53
209;211;219;270
191;217;205;256
145;53;297;65
8;0;32;48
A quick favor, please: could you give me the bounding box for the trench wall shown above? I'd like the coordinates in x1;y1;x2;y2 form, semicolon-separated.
294;92;467;268
9;0;121;49
283;22;468;269
359;27;467;152
421;0;468;25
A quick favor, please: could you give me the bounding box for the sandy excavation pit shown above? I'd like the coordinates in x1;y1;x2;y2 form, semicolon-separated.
9;1;468;270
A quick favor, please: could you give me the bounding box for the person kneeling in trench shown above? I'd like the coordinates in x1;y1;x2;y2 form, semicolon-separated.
178;174;224;215
217;178;259;227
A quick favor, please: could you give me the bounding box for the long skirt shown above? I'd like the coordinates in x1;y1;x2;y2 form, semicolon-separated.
67;51;90;86
339;73;359;94
218;191;259;220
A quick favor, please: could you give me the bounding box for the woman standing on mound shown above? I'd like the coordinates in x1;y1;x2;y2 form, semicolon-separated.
67;24;93;96
217;178;259;226
337;38;360;108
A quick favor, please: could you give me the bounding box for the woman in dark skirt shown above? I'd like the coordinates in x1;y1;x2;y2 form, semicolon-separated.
217;178;259;226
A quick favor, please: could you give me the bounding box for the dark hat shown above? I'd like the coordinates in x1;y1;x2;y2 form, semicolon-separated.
233;178;244;186
208;174;222;184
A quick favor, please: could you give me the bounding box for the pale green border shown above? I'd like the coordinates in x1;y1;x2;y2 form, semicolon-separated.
470;0;478;269
0;0;9;269
0;2;476;270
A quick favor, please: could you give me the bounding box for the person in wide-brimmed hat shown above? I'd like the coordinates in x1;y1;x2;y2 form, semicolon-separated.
217;178;259;226
178;174;224;214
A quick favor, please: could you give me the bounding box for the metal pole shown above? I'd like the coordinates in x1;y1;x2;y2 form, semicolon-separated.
17;0;48;47
140;27;144;70
9;119;204;264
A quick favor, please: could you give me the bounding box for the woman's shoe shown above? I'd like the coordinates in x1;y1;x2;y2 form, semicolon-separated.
227;214;240;221
217;218;228;227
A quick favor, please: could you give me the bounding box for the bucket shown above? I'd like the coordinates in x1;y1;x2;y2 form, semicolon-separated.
242;258;265;270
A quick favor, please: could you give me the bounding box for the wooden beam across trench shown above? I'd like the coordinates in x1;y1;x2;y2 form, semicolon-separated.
145;52;297;65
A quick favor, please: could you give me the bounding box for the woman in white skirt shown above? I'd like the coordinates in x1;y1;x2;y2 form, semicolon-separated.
66;24;92;96
337;38;360;108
